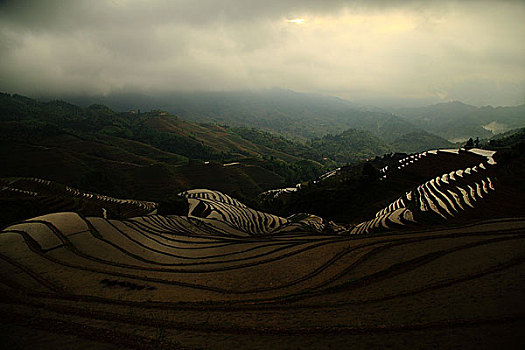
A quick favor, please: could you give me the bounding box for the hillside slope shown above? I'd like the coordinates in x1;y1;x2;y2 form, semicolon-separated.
68;89;452;147
0;93;321;201
256;146;525;227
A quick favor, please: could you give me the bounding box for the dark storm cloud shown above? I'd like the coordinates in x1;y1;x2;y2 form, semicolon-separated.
0;0;524;105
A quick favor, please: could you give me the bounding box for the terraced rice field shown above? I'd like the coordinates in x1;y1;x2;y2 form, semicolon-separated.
350;148;502;234
1;210;524;349
181;189;329;235
353;160;498;234
1;148;524;348
1;177;158;220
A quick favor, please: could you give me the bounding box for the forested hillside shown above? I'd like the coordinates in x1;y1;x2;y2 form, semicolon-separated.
0;93;301;201
0;93;456;199
68;89;454;149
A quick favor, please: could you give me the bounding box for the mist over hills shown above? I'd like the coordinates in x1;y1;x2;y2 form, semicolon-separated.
65;90;428;141
394;101;525;142
0;92;453;176
0;93;291;202
66;89;524;144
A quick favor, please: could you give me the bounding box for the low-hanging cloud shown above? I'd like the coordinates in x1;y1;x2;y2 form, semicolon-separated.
0;0;524;105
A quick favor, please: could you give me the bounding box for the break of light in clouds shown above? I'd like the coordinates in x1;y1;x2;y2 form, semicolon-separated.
0;0;524;106
287;18;305;24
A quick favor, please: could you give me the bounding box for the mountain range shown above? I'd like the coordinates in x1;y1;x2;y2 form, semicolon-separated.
1;91;524;350
0;92;457;204
66;89;524;143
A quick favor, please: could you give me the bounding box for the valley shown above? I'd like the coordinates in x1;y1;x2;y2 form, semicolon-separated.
2;2;524;348
1;93;524;349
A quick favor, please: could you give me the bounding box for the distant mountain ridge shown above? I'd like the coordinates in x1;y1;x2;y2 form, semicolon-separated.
394;101;525;142
65;89;453;147
1;92;453;166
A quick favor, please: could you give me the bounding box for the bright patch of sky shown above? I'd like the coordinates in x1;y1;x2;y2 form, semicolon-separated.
287;18;305;24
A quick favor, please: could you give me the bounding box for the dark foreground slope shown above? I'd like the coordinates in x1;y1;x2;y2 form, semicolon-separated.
1;213;524;349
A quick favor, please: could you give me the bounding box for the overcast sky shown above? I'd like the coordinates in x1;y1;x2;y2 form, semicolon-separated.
1;0;524;106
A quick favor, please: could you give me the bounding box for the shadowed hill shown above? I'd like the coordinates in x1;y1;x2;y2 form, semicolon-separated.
0;158;286;228
3;147;523;236
1;93;327;202
0;177;158;228
256;147;525;227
